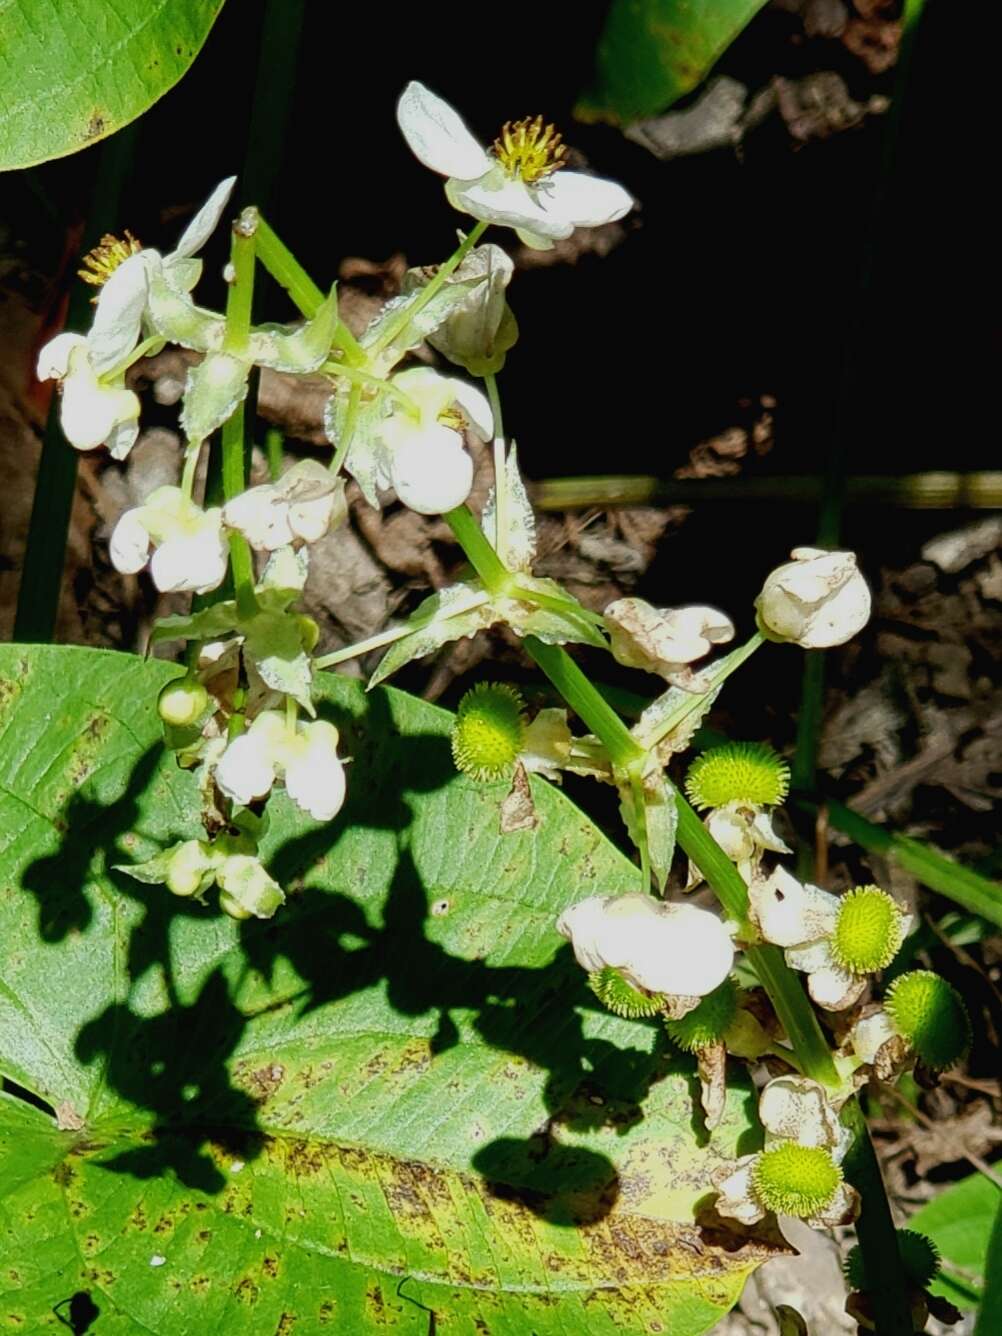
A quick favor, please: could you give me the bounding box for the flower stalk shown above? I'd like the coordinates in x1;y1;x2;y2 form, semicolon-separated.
220;219;259;620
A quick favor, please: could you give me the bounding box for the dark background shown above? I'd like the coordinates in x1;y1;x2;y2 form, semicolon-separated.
4;0;982;623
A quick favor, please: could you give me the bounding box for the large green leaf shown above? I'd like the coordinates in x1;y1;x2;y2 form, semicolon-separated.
910;1171;1000;1311
0;0;226;169
0;645;778;1333
578;0;769;125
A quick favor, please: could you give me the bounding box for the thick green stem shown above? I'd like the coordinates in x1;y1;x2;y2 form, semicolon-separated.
443;504;512;595
370;221;488;357
254;215;363;364
524;637;644;771
220;220;258;620
841;1099;915;1336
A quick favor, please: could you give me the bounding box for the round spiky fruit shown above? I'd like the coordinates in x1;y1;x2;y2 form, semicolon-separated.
885;970;971;1071
830;886;907;974
844;1229;941;1291
589;967;664;1019
451;683;526;782
752;1143;842;1219
685;742;790;811
664;978;738;1052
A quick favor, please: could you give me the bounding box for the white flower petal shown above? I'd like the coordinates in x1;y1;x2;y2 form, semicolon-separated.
88;253;149;373
447;168;576;240
150;522;228;595
390;426;473;515
37;333;87;381
449;378;494;441
749;866;840;948
750;810;792;855
784;938;834;974
805;963;866;1012
514;226;556;251
171;176;237;261
849;1009;897;1065
61;373;140;451
758;1075;842;1149
806;1181;860;1229
397;82;492;180
284;721;347;822
109;509;152;575
540;169;634;228
712;1159;765;1226
706;807;756;862
557;893;733;997
215;731;279;808
105;417;141;462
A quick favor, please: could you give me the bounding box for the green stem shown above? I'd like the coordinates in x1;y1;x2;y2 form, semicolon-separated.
321;360;419;412
255;214;363;364
508;582;606;628
265;426;284;483
446;505;838;1084
796;794;1002;930
485;373;508;567
220;220;258;620
443;504;512;595
532;471;1002;511
841;1099;915;1336
523;637;644;771
329;382;363;476
370;221;488;357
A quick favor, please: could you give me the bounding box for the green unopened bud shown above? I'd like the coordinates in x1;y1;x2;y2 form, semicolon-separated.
589;966;664;1018
665;978;738;1052
685;742;789;811
158;677;209;728
219;890;253;920
885;970;971;1071
752;1142;842;1219
165;839;215;897
830;885;906;974
845;1229;941;1292
298;615;320;654
216;853;285;920
451;683;526;782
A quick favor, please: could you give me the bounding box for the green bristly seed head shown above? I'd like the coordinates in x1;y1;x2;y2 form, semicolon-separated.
589;967;665;1019
830;885;906;973
885;970;971;1071
664;977;738;1052
752;1143;842;1219
844;1229;941;1293
685;742;790;811
451;682;526;782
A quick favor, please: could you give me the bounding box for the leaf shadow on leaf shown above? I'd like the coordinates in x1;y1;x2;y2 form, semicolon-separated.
19;743;164;942
73;968;264;1194
232;690;674;1227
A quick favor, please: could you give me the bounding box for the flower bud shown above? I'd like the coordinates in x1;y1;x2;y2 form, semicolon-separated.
158;677;209;728
403;244;518;377
755;547;871;649
390;426;474;515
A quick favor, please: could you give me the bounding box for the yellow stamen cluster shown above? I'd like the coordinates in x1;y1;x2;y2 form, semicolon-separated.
78;230;142;288
492;116;567;184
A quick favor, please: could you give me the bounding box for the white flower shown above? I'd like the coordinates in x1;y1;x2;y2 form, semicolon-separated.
556;892;734;998
110;486;228;594
376;367;492;514
605;598;735;682
711;1075;858;1229
36;331;141;459
397;81;633;250
688;801;790;890
223;459;346;551
756;547;871;649
99;176;237;353
214;710;346;822
748;867;912;1011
